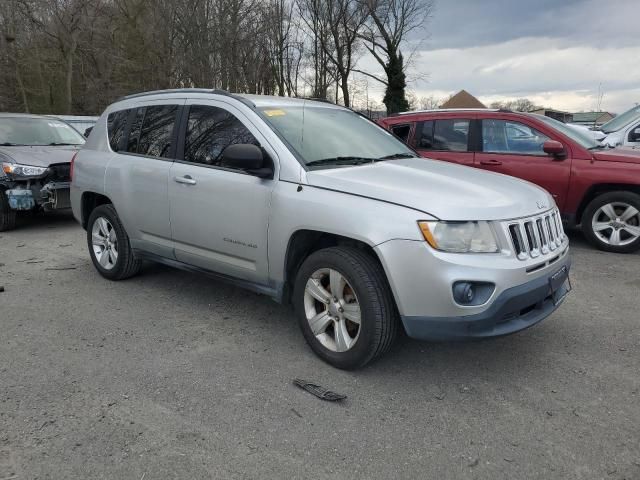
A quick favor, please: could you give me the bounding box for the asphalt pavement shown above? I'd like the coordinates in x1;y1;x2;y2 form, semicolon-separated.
1;212;639;479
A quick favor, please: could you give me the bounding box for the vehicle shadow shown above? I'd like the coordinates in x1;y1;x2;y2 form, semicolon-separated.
12;210;77;231
136;260;564;384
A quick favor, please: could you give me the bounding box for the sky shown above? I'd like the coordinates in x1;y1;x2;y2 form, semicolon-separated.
358;0;640;114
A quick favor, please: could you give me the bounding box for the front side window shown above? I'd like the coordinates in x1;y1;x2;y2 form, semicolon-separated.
417;119;470;152
259;105;414;167
483;119;550;155
184;105;258;166
0;117;85;146
137;105;178;158
107;109;129;151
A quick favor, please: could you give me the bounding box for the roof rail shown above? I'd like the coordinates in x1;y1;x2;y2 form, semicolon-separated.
297;96;335;104
117;88;232;102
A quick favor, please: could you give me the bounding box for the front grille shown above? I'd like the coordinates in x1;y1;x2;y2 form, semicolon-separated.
47;163;71;182
507;209;565;260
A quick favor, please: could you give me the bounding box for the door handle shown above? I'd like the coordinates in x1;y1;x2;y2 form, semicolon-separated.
480;159;502;166
174;175;197;185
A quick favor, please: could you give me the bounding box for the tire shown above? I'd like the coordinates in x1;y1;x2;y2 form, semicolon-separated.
0;188;17;232
293;246;398;369
582;191;640;253
87;204;141;280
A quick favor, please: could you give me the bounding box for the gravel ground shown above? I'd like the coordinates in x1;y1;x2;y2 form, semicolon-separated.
1;212;639;480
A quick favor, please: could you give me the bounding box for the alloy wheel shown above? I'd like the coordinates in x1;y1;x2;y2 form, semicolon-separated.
303;268;361;352
91;217;119;270
591;202;640;246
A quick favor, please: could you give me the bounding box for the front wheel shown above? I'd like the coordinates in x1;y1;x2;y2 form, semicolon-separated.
87;204;141;280
582;191;640;253
293;246;398;369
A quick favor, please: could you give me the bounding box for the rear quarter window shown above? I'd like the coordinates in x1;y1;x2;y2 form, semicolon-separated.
107;109;129;151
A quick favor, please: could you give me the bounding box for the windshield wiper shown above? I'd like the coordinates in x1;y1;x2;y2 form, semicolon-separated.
0;142;25;146
306;156;377;167
588;144;606;150
376;152;417;161
47;142;81;146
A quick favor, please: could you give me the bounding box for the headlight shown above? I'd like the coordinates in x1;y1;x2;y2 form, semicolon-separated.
2;162;48;178
418;220;499;253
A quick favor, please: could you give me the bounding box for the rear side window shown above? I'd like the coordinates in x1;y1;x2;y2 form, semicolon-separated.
107;110;129;151
184;105;258;167
137;105;178;158
126;108;145;153
417;119;470;151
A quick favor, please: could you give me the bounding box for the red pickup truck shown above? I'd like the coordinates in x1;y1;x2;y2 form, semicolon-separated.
379;109;640;253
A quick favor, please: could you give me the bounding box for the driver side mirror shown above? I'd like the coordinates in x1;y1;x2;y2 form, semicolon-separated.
629;127;640;143
220;144;273;178
543;140;566;160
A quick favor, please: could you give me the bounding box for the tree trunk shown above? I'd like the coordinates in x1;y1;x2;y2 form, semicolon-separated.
65;34;79;114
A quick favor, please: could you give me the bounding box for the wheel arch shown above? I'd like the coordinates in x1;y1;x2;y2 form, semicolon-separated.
576;184;640;225
281;229;390;305
81;191;112;229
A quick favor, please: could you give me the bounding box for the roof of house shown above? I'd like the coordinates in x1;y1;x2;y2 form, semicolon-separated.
440;90;486;109
572;111;613;122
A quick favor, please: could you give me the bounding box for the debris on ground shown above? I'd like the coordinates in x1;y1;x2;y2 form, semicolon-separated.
293;379;346;402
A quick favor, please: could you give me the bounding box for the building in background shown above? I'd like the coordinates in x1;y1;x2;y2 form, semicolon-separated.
531;108;573;123
440;90;486;109
571;111;615;127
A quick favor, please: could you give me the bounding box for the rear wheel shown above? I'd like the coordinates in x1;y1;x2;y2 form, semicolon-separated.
293;246;398;369
87;204;141;280
0;188;17;232
582;191;640;253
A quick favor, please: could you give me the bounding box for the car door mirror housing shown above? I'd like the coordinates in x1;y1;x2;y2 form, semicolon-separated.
221;144;272;177
630;127;640;142
543;140;566;159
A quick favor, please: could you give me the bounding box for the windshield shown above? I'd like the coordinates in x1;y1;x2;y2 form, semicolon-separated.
532;114;600;149
0;117;86;146
600;105;640;134
259;104;414;167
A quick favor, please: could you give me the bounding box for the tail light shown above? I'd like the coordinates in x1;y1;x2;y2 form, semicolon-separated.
70;151;78;182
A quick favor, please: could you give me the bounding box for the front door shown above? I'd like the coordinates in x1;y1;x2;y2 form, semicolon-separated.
475;118;572;210
168;101;276;285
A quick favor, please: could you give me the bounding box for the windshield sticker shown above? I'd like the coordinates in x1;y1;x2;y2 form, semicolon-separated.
264;109;286;117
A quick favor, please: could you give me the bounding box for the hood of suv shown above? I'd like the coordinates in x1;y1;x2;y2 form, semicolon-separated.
592;147;640;164
306;158;553;221
0;145;80;167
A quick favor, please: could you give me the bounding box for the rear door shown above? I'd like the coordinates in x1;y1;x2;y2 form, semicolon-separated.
168;100;276;285
413;116;476;166
105;100;183;258
475;117;572;209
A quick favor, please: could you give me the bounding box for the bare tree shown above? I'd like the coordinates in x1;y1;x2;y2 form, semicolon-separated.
357;0;432;114
490;98;542;112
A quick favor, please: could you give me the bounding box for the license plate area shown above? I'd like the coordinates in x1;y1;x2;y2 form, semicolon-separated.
549;265;571;306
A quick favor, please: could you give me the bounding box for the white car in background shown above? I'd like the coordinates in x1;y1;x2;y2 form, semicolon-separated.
566;123;606;142
568;105;640;148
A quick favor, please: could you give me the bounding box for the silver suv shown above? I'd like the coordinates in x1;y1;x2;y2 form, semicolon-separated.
71;89;571;369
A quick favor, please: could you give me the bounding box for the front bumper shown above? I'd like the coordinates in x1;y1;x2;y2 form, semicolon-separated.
401;258;571;340
374;238;571;341
3;182;71;211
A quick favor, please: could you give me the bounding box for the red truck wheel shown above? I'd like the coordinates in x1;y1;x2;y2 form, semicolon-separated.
582;191;640;253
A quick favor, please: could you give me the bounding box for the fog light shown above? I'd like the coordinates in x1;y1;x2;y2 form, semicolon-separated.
452;281;495;306
453;282;475;304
